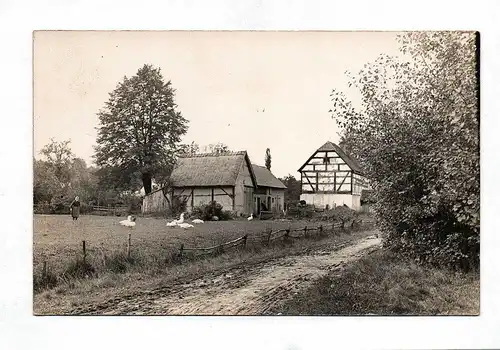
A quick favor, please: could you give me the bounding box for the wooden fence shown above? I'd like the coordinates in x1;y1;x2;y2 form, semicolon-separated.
177;219;364;260
33;204;130;216
91;205;129;216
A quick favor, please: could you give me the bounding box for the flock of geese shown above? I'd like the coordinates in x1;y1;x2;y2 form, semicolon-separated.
119;212;254;230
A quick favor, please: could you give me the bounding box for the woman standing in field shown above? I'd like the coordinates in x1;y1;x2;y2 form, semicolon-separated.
69;196;81;221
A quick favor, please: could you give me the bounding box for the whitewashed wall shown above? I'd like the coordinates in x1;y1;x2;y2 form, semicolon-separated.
300;193;354;209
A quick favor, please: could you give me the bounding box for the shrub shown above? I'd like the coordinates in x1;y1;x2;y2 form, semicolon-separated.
332;32;479;271
191;201;231;221
325;206;356;224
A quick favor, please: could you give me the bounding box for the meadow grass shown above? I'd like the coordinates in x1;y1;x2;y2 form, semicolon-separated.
33;214;368;294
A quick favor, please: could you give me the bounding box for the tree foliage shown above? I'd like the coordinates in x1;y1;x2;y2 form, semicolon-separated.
39;138;74;187
203;142;231;155
331;32;479;270
265;148;272;170
178;142;232;156
177;141;200;156
279;174;301;203
94;64;188;194
35;139;99;205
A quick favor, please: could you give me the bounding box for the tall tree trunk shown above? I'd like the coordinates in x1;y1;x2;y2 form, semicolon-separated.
142;172;152;195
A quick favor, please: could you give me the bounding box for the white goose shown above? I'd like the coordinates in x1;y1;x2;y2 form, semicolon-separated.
166;212;185;227
192;219;204;224
178;223;194;229
247;213;254;221
120;215;136;228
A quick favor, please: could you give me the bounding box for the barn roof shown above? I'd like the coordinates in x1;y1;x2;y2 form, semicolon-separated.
298;141;364;175
169;151;258;188
251;164;287;189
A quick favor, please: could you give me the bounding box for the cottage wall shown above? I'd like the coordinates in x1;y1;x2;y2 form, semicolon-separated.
234;160;254;215
142;186;236;214
173;187;235;211
142;189;168;214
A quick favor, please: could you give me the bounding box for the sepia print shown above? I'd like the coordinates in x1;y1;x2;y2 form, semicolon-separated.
33;31;479;316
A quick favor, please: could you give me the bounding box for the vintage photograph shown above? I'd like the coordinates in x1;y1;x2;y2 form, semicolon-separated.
33;31;479;316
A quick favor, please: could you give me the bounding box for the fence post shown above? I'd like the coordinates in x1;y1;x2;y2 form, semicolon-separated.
127;232;132;259
82;240;86;264
179;244;184;259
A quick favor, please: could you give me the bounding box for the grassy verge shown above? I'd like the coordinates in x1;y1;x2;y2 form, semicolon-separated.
33;229;373;314
272;249;479;316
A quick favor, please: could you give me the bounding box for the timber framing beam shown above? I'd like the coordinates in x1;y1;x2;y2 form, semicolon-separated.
301;190;352;194
303;173;315;192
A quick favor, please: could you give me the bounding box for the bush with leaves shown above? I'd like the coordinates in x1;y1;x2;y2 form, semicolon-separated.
191;201;232;221
324;206;356;225
331;32;479;271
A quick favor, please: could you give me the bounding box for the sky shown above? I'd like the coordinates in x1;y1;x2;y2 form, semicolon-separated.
33;31;401;178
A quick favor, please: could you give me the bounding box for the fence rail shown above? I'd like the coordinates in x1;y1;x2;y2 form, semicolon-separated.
177;219;364;260
33;204;131;215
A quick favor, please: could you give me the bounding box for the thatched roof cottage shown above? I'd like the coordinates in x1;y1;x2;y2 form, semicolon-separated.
142;151;286;216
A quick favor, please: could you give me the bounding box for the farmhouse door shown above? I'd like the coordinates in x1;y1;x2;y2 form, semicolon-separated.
244;187;253;215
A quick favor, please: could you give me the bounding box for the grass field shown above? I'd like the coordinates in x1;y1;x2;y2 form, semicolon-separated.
271;249;480;315
33;214;353;292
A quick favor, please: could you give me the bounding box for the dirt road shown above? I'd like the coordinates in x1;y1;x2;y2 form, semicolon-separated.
72;235;382;315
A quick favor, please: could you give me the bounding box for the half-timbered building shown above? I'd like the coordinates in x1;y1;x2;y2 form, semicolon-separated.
297;141;369;211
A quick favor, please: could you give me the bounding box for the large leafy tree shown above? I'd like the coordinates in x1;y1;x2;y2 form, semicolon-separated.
331;32;479;270
94;64;188;194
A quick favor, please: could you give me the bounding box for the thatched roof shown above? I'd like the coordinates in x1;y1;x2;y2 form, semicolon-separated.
169;151;258;188
251;164;287;189
298;141;364;175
